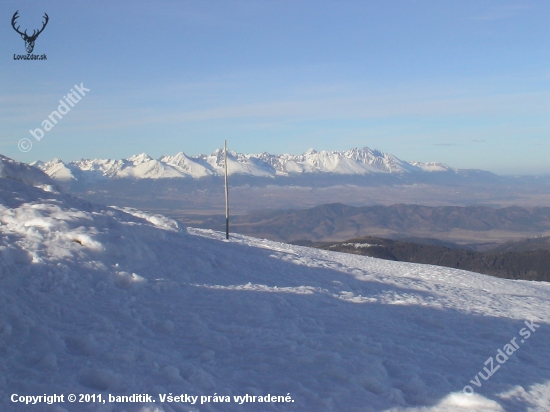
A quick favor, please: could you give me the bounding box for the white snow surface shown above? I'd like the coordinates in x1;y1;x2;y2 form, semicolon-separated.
32;147;455;181
0;155;57;188
1;157;549;411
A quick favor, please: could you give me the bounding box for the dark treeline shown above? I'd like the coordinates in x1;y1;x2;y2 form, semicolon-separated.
310;237;550;282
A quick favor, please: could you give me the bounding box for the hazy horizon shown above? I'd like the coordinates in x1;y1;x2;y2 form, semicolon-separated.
1;1;549;175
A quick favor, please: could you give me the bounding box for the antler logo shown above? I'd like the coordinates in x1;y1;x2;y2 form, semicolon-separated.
11;10;49;54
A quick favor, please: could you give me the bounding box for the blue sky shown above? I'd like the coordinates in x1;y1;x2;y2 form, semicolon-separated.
1;0;549;174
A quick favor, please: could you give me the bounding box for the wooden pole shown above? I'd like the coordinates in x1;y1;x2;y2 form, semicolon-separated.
224;140;229;240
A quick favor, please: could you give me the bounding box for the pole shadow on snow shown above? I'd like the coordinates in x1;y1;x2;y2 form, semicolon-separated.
161;233;550;411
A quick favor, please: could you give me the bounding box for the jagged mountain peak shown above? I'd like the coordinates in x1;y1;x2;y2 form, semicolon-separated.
127;153;154;164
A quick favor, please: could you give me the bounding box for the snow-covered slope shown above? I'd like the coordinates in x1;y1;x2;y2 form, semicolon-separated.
32;147;456;181
0;155;57;188
1;155;549;412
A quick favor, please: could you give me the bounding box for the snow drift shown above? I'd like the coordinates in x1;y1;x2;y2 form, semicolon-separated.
0;155;549;412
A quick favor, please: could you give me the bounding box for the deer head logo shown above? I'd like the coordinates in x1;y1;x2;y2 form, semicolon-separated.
11;11;49;54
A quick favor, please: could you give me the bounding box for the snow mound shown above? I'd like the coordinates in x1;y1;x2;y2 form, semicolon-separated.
111;206;183;232
387;392;505;411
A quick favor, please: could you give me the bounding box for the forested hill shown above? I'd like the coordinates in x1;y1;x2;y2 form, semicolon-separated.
312;236;550;282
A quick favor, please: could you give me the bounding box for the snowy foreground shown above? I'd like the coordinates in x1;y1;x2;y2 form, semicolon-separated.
0;156;549;412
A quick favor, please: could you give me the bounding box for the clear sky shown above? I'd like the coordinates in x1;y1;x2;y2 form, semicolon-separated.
1;0;549;175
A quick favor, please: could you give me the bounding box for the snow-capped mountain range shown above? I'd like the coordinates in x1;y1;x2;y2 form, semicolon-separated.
32;147;454;182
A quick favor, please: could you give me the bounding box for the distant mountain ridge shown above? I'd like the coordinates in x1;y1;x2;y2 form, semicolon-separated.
188;203;550;246
31;147;549;215
32;146;457;182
